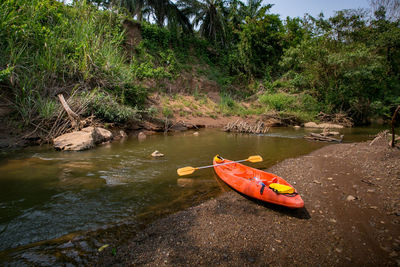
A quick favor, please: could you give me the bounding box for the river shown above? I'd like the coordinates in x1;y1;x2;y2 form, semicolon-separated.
0;127;382;253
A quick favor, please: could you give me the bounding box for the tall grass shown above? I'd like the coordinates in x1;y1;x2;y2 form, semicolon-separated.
259;92;320;122
0;0;143;125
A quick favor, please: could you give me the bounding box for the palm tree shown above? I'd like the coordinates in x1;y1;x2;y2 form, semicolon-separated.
240;0;272;19
91;0;191;31
178;0;227;44
147;0;191;32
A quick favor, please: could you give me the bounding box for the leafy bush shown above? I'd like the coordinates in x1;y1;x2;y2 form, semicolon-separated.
84;91;139;123
259;93;294;111
259;92;320;115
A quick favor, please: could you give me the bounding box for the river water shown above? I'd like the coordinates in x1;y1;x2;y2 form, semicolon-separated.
0;127;382;252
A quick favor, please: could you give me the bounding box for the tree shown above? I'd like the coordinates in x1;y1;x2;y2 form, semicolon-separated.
239;0;272;20
178;0;227;44
237;10;284;78
88;0;192;31
370;0;400;21
283;17;308;48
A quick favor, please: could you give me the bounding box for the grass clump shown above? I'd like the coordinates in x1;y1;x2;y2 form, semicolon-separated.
259;92;319;115
84;91;139;123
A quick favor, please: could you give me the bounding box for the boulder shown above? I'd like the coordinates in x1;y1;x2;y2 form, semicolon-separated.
54;131;95;151
54;127;113;151
94;127;113;143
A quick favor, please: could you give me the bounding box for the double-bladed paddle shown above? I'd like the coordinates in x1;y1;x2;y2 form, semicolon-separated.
177;155;263;176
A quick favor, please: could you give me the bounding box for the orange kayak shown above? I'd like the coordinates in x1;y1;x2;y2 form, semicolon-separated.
213;156;304;208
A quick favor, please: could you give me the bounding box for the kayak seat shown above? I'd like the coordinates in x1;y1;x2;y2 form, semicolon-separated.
269;183;295;194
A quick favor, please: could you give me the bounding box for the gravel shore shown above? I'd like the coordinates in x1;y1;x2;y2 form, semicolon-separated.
95;141;400;266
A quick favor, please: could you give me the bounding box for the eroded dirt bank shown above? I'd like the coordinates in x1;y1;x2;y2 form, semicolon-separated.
95;141;400;266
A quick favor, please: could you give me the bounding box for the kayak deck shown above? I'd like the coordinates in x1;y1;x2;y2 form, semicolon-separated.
213;158;304;208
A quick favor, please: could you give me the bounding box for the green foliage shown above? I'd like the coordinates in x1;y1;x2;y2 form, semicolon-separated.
162;107;174;118
259;92;319;114
235;13;284;78
2;0;399;128
279;32;399;122
37;97;58;119
84;91;139;123
178;0;227;45
0;66;14;82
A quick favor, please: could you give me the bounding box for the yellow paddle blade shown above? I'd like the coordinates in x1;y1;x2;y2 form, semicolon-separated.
177;166;197;176
247;155;263;163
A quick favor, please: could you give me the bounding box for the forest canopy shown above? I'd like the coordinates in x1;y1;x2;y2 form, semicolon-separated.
0;0;399;128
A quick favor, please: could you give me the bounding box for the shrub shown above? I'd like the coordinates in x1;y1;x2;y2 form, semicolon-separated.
84;91;139;123
259;92;320;114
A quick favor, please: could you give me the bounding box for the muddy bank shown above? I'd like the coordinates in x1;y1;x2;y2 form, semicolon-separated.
94;141;400;266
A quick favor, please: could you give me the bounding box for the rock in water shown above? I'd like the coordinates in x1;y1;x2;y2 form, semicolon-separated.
54;131;95;151
53;127;113;151
119;130;127;138
138;132;146;140
81;127;113;143
151;150;164;157
94;127;113;143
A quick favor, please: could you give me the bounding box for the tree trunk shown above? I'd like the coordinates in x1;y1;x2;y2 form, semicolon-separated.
391;105;400;148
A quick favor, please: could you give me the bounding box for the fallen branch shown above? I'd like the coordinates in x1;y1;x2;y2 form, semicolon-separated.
369;130;389;146
224;120;270;134
304;133;344;142
57;94;80;130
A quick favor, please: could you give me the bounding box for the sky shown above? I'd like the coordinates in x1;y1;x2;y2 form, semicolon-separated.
266;0;371;19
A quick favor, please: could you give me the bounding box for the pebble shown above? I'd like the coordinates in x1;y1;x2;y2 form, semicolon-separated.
313;180;321;184
327;177;333;181
151;150;164;157
330;218;337;223
370;206;378;209
346;195;356;201
335;248;343;253
367;189;375;193
193;132;199;136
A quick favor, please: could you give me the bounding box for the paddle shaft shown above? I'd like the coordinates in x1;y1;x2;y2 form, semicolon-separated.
196;159;248;170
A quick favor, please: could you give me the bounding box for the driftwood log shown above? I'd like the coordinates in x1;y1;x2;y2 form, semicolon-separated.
224;120;270;134
304;132;344;143
57;94;80;130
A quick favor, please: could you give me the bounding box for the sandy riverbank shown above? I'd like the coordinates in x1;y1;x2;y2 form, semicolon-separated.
93;141;400;266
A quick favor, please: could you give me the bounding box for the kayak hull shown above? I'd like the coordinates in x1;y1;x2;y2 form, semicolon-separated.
213;158;304;208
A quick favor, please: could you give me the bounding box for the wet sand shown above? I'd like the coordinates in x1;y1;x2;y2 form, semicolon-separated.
94;141;400;266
